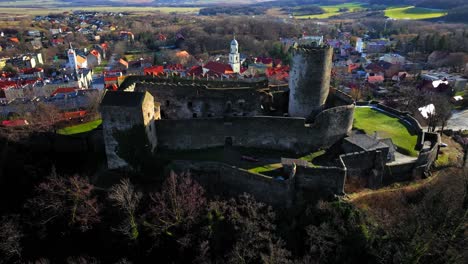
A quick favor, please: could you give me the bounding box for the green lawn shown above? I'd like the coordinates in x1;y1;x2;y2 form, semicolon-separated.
296;2;367;19
353;107;419;156
384;6;447;20
248;163;282;174
57;119;102;135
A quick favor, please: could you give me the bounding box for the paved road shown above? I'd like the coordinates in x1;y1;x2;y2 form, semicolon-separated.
447;109;468;131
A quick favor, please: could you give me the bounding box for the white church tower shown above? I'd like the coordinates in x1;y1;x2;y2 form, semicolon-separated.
68;43;78;72
229;35;240;73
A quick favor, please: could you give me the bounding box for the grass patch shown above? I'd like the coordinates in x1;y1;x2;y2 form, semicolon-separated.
455;90;465;97
248;163;282;174
57;119;102;135
353;107;418;156
300;149;326;166
296;2;366;19
384;6;447;20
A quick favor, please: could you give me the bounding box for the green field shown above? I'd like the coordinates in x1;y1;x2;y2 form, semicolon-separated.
353;107;419;156
57;119;102;135
296;2;367;19
384;6;447;20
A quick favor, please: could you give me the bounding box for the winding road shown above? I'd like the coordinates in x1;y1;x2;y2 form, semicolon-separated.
447;109;468;131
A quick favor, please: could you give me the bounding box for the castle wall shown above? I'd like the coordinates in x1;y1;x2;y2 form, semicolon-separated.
155;105;354;154
295;165;346;195
171;161;295;207
170;160;347;207
288;46;333;118
341;151;385;189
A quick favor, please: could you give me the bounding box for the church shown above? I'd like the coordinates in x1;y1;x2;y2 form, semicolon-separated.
200;36;242;76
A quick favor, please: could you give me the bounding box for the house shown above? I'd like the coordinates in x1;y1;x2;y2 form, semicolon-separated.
51;87;77;97
380;53;405;65
76;55;88;68
343;133;396;161
365;60;400;79
1;119;29;127
418;79;453;95
365;42;386;53
86;49;101;67
202;61;234;76
367;75;385;84
19;68;44;79
50;38;65;46
50;28;62;35
144;66;164;76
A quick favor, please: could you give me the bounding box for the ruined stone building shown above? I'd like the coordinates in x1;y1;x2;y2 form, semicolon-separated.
100;42;360;206
101;91;157;168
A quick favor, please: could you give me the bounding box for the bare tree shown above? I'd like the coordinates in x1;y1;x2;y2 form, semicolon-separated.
145;172;206;240
0;215;22;263
31;102;63;132
427;94;453;133
108;178;141;240
26;170;100;232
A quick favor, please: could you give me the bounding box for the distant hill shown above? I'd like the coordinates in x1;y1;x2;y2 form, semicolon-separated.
0;0;275;7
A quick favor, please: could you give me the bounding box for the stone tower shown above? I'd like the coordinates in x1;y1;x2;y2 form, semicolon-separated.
229;36;240;73
101;91;157;169
288;45;333;118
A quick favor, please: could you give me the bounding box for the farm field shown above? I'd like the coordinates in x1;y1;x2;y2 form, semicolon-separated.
353;107;419;157
384;6;447;20
295;2;367;19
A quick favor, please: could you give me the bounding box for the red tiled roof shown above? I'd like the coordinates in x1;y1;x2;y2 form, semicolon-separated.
119;58;128;68
2;119;29;127
144;66;164;76
20;68;43;74
256;57;273;65
63;110;86;119
51;87;77;96
203;61;233;75
90;49;100;57
367;75;384;84
187;65;203;76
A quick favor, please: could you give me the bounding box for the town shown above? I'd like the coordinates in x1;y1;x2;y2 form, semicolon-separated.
0;1;467;263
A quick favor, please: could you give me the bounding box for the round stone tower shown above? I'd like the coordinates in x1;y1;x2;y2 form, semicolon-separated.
288;45;333;118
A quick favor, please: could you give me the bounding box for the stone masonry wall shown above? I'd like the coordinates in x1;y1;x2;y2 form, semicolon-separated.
155;104;354;154
171;161;295;207
170;160;347;207
134;83;262;119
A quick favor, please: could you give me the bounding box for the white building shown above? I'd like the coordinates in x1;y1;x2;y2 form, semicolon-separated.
68;43;78;72
229;36;241;73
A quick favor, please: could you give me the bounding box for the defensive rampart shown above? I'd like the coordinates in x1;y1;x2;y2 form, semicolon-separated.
170;159;347;208
155;104;354;154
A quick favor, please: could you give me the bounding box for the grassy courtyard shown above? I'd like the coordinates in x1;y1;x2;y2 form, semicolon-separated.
384;6;447;20
353;107;419;156
57;119;102;135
